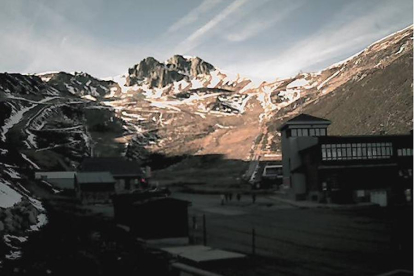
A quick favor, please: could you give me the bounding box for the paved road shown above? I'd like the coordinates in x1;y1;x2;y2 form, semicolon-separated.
172;191;412;276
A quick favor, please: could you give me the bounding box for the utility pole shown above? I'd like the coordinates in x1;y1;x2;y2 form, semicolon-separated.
252;228;256;255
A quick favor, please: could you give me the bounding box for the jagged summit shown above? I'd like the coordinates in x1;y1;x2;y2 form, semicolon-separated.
166;55;215;77
126;55;216;88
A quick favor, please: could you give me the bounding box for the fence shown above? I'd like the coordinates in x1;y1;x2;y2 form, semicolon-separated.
189;214;257;256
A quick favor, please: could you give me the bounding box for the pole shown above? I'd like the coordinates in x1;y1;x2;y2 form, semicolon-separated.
252;228;256;255
203;214;207;246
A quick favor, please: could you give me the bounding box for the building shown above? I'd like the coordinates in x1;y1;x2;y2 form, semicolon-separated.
113;193;190;242
278;114;413;204
34;171;76;190
75;172;116;204
78;157;146;193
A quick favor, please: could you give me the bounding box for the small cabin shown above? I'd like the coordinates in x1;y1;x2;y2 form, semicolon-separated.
78;157;146;193
75;172;116;204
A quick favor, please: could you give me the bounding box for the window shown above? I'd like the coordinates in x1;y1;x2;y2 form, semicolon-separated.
322;145;327;159
332;144;337;158
302;129;309;136
320;129;326;136
321;142;393;160
315;129;320;136
398;148;413;156
291;129;297;137
309;129;315;136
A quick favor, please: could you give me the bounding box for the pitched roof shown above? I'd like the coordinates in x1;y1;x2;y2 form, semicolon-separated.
76;172;115;184
287;113;331;123
278;113;331;131
35;171;75;179
78;157;143;176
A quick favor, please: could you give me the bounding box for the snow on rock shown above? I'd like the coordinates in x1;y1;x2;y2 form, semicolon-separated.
1;103;37;142
64;83;76;94
90;86;100;97
257;86;278;122
82;95;97;101
209;70;222;88
29;213;48;231
121;111;146;121
287;78;309;89
317;69;343;90
4;235;28;245
0;180;22;208
395;44;405;55
150;101;181;112
5;250;22;260
190;77;205;89
172;79;191;93
105;86;119;98
3;167;22;179
111;74;130;94
277;89;301;104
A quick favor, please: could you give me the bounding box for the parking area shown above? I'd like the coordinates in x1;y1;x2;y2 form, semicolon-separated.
172;191;413;276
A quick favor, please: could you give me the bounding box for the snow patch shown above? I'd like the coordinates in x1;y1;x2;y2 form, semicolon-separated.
82;95;97;101
395;45;405;55
317;69;343;90
4;167;21;179
1;103;37;142
64;83;76;94
0;180;22;208
150;101;181;112
286;78;309;89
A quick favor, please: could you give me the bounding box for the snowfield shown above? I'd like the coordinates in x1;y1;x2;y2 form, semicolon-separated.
0;180;22;208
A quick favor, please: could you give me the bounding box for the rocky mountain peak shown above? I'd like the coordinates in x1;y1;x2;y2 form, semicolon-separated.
126;55;216;88
166;55;215;77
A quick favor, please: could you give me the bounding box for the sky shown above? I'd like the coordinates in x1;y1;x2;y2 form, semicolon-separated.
0;0;412;81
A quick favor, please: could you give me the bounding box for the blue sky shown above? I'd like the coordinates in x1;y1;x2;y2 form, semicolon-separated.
1;0;412;81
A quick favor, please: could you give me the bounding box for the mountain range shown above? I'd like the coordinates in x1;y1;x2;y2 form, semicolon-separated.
0;25;412;260
0;25;412;178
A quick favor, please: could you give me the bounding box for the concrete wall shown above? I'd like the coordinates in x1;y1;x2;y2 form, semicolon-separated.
281;125;322;200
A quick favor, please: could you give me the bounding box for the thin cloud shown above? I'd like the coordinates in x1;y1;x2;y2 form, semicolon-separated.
225;2;304;42
168;0;222;33
0;1;147;77
224;1;412;80
175;0;248;53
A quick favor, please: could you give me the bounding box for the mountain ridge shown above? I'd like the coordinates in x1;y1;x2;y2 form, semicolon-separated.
0;25;412;167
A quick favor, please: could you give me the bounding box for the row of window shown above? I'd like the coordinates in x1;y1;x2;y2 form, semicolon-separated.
321;142;394;160
397;148;413;156
290;128;327;137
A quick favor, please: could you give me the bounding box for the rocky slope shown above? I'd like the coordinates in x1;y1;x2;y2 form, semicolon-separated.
0;26;411;169
2;27;412;165
258;25;414;156
37;71;120;99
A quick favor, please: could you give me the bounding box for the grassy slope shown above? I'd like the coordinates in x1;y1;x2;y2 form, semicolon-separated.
303;53;413;135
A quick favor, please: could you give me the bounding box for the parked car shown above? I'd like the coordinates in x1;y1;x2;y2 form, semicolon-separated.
261;165;283;188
